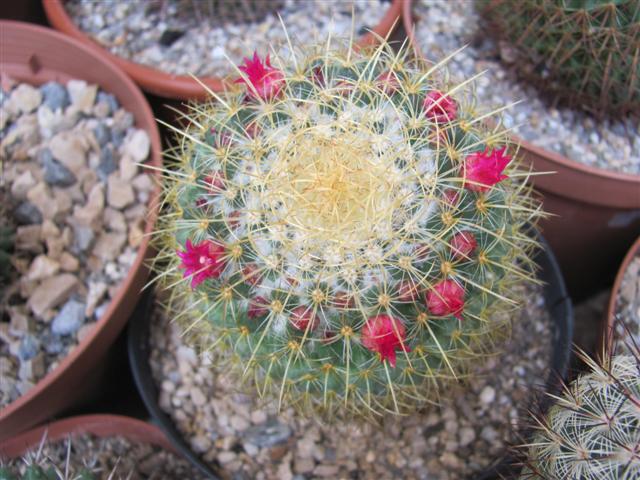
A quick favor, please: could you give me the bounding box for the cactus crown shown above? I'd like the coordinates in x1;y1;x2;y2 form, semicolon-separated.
482;0;640;116
155;34;542;417
520;351;640;479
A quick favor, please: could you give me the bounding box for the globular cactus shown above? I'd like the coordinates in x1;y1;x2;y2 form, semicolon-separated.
155;36;542;417
481;0;640;117
519;352;640;479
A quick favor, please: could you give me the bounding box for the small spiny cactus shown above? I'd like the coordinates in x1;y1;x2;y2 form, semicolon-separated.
519;351;640;479
155;34;543;417
481;0;640;117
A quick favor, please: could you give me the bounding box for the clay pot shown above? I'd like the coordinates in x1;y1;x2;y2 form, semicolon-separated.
43;0;405;102
604;235;640;354
402;0;640;301
0;414;174;458
0;21;162;441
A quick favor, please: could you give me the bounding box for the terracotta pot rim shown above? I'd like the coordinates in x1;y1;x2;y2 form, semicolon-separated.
401;0;640;195
43;0;404;101
0;414;175;458
0;20;162;428
604;235;640;354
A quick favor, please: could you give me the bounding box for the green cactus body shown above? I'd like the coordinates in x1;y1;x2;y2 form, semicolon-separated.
157;38;542;417
482;0;640;116
521;354;640;479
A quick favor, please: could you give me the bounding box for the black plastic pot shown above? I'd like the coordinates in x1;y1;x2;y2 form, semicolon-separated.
128;233;573;480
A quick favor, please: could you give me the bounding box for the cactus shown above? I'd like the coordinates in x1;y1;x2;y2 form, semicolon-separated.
481;0;640;117
154;35;543;418
519;351;640;479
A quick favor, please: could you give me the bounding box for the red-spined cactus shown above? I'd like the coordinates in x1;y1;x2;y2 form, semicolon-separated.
154;37;542;417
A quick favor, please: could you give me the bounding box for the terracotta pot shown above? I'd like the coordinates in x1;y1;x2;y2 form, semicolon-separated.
43;0;405;102
0;21;162;441
402;0;640;301
0;414;174;458
604;235;640;354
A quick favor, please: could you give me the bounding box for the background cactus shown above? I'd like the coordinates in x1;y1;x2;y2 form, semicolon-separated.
480;0;640;117
519;351;640;479
155;36;542;417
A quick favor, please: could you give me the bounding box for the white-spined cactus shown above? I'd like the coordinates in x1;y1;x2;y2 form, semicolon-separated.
520;352;640;479
155;35;542;417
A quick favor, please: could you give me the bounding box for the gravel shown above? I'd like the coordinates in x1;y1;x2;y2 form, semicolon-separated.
0;75;153;407
149;283;553;479
0;433;204;479
412;0;639;175
613;254;640;356
65;0;391;78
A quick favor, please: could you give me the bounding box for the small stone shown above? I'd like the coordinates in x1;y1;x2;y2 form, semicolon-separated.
14;201;42;225
73;225;95;253
11;84;42;113
49;131;87;173
59;252;80;272
28;273;78;317
107;173;135;209
96;91;119;113
85;281;107;317
39;148;76;186
243;419;292;448
119;154;138;181
27;182;59;220
15;225;42;252
67;79;97;112
97;146;117;182
480;386;496;405
18;334;41;360
52;299;86;336
128;220;144;248
19;353;45;380
103;207;127;232
42;332;64;355
123;129;150;162
92;123;111;147
73;183;104;227
40;82;70;111
92;231;126;261
459;427;476;447
11;170;37;199
313;465;339;477
190;386;206;407
26;255;60;281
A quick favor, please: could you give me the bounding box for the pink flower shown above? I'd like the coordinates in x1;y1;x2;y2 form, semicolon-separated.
397;281;419;302
236;52;285;101
376;71;400;95
423;90;457;123
289;306;319;332
177;239;226;288
248;296;269;319
426;280;465;319
361;315;411;367
462;147;511;192
450;231;478;260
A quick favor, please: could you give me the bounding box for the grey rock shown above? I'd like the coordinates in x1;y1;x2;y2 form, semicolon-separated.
93;123;111;147
97;146;117;182
39;148;77;187
41;332;65;355
15;202;42;225
96;91;119;114
51;299;86;336
110;128;125;147
242;418;292;448
18;334;41;361
73;225;95;252
40;82;70;111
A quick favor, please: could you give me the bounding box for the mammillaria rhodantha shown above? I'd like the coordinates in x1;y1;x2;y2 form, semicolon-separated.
155;35;542;417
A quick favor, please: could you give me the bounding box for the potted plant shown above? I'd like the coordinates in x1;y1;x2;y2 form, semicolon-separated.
129;33;573;478
43;0;405;102
402;0;640;300
0;414;204;479
0;21;161;441
605;235;640;356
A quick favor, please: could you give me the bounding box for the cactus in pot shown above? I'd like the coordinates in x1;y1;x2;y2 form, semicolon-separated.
519;350;640;479
154;36;543;418
480;0;640;117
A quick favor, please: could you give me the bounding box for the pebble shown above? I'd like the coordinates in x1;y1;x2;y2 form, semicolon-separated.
1;77;152;407
65;0;389;78
413;0;639;175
